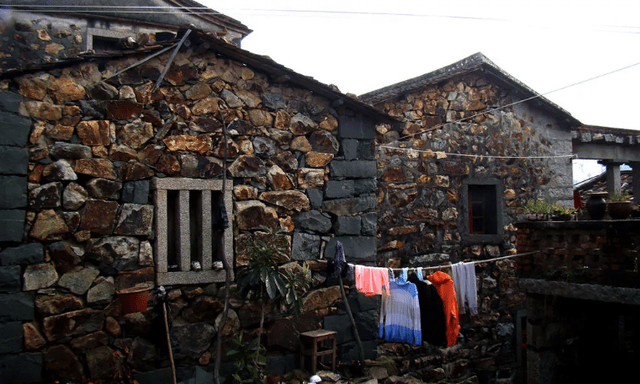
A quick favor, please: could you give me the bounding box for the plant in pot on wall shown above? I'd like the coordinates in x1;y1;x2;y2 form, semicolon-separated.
550;204;576;221
608;192;633;219
234;226;310;382
524;200;553;221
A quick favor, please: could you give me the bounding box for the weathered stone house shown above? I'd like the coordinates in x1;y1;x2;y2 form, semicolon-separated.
0;4;390;381
1;0;250;68
357;53;583;383
3;3;637;384
361;53;581;264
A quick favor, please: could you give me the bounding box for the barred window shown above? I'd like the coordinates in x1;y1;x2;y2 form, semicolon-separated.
153;178;233;285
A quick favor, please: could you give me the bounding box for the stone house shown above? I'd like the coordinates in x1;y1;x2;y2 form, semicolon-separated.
2;3;634;384
0;9;392;380
356;53;583;383
0;0;251;76
361;53;581;263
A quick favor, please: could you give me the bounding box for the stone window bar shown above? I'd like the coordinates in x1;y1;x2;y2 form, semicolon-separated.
153;178;233;285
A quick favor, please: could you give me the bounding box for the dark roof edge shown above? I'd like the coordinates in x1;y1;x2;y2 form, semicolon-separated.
360;52;581;127
168;0;251;35
0;27;392;123
576;125;640;136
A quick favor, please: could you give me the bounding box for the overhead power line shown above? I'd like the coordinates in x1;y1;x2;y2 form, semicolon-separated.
2;4;640;34
386;59;640;145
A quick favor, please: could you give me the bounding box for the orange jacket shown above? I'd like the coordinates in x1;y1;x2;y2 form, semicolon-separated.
427;271;460;346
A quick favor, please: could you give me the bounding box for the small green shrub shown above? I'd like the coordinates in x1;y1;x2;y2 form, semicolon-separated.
609;192;629;202
524;200;553;214
227;333;265;384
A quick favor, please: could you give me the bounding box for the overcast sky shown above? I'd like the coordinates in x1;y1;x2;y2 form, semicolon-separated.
206;1;640;180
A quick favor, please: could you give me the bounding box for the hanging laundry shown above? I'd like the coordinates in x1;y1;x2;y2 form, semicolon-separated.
355;265;390;296
333;241;346;276
427;271;460;347
378;269;422;345
451;261;478;315
408;272;447;347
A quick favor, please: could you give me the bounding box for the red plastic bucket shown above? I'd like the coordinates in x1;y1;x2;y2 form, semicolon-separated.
117;286;150;314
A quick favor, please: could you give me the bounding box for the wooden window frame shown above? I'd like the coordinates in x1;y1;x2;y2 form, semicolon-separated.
461;178;504;243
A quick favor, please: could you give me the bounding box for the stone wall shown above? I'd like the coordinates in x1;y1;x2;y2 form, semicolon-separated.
0;33;378;383
517;220;640;288
374;73;573;263
365;73;574;383
0;9;245;76
518;221;640;384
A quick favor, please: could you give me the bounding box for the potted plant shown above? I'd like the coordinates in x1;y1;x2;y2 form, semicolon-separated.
524;200;553;221
551;204;576;221
608;192;632;219
235;226;309;378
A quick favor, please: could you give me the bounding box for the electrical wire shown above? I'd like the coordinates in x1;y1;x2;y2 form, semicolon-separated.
345;250;538;273
378;147;577;160
380;59;640;150
2;4;640;34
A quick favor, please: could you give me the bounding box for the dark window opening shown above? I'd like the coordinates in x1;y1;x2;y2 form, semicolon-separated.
92;36;122;53
468;184;498;234
166;189;224;271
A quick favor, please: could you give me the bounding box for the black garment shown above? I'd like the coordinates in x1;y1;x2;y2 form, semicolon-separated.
408;273;447;347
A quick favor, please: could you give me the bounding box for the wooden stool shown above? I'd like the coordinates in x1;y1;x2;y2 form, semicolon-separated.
299;329;337;374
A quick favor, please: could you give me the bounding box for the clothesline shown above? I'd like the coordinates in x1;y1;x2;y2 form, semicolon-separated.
333;242;537;347
343;250;538;272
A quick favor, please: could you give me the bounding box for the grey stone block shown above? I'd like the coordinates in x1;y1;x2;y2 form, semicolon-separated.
580;132;591;142
0;210;26;242
292;210;332;233
358;140;375;160
50;142;92;159
291;231;322;260
361;212;377;236
0;112;31;147
306;188;323;209
354;178;377;195
0;176;27;209
338;115;376;139
261;93;286;110
354;309;379;341
341;139;359;160
322;195;376;216
330;160;376;178
356;292;380;312
175;365;196;384
0;265;21;292
338;340;377;362
324;180;355;199
0;321;23;354
0;92;23;114
122;180;150;204
324;314;353;344
266;353;298;375
0;243;44;266
335;216;361;236
0;292;35;321
0;146;28;175
133;367;174;384
324;236;376;262
0;352;43;384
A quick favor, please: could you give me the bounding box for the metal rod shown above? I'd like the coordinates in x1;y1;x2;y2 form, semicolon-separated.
103;44;175;81
154;29;192;92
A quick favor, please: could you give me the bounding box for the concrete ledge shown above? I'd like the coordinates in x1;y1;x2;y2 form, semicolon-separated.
519;278;640;306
